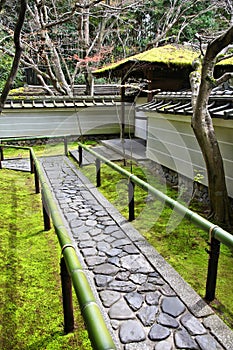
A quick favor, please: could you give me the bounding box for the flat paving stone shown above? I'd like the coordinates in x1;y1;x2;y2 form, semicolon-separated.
99;290;121;308
161;296;186;317
129;273;148;285
174;328;199;349
148;324;171;341
125;292;144;311
121;254;154;273
155;340;173;350
86;219;98;226
196;334;223;350
39;155;233;350
85;256;106;266
145;291;161;306
119;320;146;343
137;305;158;326
181;313;207;335
106;248;122;257
82;247;97;256
107;280;137;293
157;313;179;329
94;274;114;287
108;299;135;320
93;263;119;276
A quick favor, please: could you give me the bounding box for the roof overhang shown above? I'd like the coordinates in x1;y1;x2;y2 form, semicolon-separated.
93;44;233;80
137;90;233;119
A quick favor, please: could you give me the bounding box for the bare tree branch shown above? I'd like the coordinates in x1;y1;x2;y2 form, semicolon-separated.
216;72;233;85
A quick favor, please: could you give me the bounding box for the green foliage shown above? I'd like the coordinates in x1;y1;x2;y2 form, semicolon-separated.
1;0;232;89
0;52;24;92
0;169;92;349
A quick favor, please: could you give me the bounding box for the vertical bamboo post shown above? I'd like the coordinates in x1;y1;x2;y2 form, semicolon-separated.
64;136;68;156
205;236;220;302
96;158;101;187
60;257;74;334
0;146;3;169
128;179;135;221
34;168;40;194
78;145;83;167
30;150;34;174
42;191;51;231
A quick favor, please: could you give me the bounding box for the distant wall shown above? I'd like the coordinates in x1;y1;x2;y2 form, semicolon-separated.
0;104;134;138
146;112;233;198
135;98;148;140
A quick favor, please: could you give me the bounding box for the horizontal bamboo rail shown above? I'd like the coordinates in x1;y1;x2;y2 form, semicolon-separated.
30;148;116;350
77;142;233;248
2;136;233;303
77;141;233;302
0;143;116;350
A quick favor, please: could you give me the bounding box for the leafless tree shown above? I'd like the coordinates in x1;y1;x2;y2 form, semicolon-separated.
146;0;218;48
0;0;143;96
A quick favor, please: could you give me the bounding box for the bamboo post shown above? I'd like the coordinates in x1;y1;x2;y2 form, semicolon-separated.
128;179;135;221
30;150;34;174
78;145;83;166
0;146;3;169
60;257;74;334
34;168;40;194
205;235;220;302
96;158;101;187
64;136;68;156
42;191;51;231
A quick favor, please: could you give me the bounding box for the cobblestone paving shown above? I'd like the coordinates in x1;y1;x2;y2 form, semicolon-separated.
40;155;233;350
1;158;30;171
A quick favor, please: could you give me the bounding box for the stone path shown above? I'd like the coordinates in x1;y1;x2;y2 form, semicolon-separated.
101;139;147;160
70;145;123;165
39;155;233;350
1;157;30;172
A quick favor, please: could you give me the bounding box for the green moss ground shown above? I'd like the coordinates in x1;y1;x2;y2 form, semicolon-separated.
0;169;92;350
1;142;232;333
80;160;233;329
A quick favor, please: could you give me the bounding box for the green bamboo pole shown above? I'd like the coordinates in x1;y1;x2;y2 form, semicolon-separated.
30;148;116;350
77;142;233;248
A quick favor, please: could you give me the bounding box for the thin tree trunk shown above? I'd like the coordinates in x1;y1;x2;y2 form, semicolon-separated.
0;0;27;112
190;27;233;227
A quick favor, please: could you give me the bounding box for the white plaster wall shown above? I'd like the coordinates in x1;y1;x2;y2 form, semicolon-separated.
0;104;134;138
146;112;233;198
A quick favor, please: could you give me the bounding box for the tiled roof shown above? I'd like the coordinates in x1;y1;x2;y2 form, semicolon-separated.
137;90;233;119
4;96;122;109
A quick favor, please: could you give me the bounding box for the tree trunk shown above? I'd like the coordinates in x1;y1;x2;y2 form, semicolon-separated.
191;96;230;225
0;0;27;112
190;27;233;227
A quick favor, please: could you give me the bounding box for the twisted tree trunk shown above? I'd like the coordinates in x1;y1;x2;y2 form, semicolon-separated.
190;26;233;227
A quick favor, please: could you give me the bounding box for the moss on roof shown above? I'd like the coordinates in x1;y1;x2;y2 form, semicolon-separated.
93;44;233;76
218;56;233;65
93;45;199;75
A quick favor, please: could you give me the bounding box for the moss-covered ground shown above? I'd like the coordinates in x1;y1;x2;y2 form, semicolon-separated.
0;169;92;350
1;141;232;332
80;159;233;329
